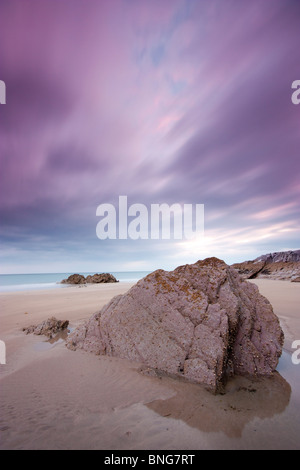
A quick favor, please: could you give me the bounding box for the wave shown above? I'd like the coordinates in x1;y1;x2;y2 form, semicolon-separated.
0;282;66;293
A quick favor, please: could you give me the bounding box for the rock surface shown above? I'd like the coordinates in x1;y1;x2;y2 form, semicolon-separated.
67;258;284;393
61;274;86;285
232;250;300;281
61;273;118;284
23;317;69;338
254;250;300;263
86;273;119;284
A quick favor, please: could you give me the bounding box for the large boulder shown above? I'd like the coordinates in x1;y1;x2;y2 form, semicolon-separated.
66;258;284;392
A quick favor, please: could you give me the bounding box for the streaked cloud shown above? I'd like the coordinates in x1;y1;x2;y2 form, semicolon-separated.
0;0;299;272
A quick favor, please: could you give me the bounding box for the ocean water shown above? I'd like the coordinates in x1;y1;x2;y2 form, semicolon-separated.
0;271;151;293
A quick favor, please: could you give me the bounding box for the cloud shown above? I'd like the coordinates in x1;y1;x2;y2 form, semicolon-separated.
0;0;299;272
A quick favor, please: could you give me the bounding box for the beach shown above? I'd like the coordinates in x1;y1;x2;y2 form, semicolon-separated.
0;280;299;450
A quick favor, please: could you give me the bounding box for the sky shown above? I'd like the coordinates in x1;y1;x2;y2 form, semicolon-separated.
0;0;299;274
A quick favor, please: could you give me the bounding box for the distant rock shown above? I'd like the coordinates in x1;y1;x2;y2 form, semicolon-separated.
61;274;86;285
23;317;69;338
232;250;300;281
67;258;284;393
86;273;118;284
61;273;118;285
254;250;300;263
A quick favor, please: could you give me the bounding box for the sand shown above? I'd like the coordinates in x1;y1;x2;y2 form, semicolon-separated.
0;280;299;450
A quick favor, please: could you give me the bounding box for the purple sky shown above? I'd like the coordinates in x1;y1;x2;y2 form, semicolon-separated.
0;0;299;273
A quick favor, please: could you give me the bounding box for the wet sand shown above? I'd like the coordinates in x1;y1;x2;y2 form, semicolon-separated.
0;280;299;450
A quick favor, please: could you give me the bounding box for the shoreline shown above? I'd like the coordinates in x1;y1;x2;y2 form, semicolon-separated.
0;271;298;294
0;271;151;294
0;280;134;294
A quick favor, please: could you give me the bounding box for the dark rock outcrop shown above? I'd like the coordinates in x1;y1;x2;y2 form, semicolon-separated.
86;273;118;284
61;274;86;285
254;250;300;263
67;258;284;393
61;273;118;284
232;250;300;281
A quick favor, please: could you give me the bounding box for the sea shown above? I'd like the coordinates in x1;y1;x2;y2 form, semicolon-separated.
0;272;151;293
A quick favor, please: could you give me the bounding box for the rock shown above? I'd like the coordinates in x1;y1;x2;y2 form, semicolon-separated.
231;261;266;280
232;250;300;281
66;258;284;393
254;250;300;263
291;277;300;283
23;317;69;338
61;274;86;285
61;273;118;284
232;260;300;281
85;273;118;284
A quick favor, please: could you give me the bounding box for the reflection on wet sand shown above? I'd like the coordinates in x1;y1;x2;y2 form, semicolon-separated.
146;371;291;438
47;329;69;344
34;329;70;352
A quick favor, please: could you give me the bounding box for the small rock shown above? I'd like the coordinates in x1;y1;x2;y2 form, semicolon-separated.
23;317;69;338
86;273;118;284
